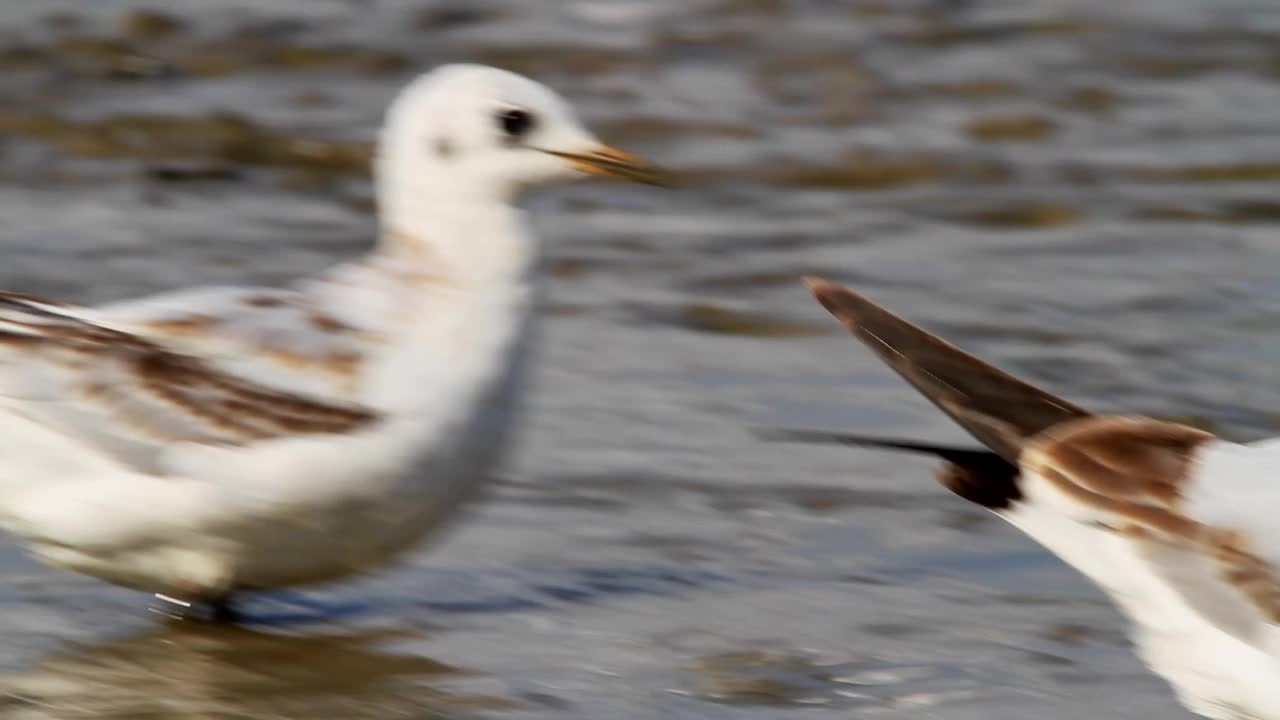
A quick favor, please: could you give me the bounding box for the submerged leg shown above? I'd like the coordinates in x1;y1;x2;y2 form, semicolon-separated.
153;590;371;626
149;592;243;623
209;595;241;623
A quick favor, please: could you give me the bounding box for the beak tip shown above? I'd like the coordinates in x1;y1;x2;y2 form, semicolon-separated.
548;145;672;187
642;173;677;189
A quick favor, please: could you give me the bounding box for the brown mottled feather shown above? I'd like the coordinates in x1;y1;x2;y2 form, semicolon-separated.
0;291;69;307
241;295;286;309
0;296;377;447
141;314;220;337
1026;417;1213;509
1210;532;1280;624
1026;418;1280;623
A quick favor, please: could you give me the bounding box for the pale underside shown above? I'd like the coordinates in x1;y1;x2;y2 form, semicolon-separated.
0;260;456;594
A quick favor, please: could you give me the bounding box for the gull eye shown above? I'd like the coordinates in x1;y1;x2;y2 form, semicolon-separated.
496;107;536;142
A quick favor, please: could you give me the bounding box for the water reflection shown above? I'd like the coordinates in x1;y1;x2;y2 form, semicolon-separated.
0;622;506;719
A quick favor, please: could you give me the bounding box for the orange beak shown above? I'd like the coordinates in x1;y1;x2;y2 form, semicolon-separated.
540;145;672;187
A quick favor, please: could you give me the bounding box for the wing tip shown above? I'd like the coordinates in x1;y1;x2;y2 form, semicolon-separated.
802;275;833;291
936;459;1023;510
803;276;865;329
803;275;847;299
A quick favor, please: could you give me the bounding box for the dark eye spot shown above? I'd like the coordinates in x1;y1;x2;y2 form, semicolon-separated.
433;137;454;159
496;107;536;142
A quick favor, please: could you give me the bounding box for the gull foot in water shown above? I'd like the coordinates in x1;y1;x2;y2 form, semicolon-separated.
152;591;371;626
210;596;240;623
149;593;243;623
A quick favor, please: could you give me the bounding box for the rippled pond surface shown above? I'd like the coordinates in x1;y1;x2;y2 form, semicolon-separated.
2;0;1280;717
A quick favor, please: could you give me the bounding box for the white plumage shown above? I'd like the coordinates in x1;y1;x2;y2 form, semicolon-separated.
1013;445;1280;720
0;64;664;607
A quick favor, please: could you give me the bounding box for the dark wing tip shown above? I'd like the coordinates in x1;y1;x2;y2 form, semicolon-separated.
935;457;1023;510
802;276;1091;465
804;276;861;327
803;275;838;293
759;427;1024;511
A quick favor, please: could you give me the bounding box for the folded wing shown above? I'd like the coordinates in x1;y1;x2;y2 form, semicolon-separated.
0;292;379;475
92;262;390;402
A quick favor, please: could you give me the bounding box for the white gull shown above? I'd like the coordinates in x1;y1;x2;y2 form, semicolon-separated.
0;64;666;618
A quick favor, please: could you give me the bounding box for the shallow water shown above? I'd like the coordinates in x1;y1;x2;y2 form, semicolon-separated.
1;0;1279;717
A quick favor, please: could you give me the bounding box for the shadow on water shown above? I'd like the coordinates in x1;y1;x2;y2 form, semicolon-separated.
0;622;510;719
0;564;730;718
233;565;729;625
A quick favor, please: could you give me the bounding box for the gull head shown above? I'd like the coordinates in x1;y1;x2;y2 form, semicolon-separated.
377;64;667;210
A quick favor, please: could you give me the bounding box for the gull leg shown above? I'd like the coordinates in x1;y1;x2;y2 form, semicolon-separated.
150;592;243;623
209;595;240;623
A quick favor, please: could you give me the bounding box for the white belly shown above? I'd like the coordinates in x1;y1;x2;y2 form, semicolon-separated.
230;354;530;590
23;317;536;598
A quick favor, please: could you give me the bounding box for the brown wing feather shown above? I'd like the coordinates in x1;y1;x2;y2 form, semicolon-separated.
1024;418;1280;627
805;277;1090;464
0;295;378;467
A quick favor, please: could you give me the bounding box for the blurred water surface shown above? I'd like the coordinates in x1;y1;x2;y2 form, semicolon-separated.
1;0;1279;717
